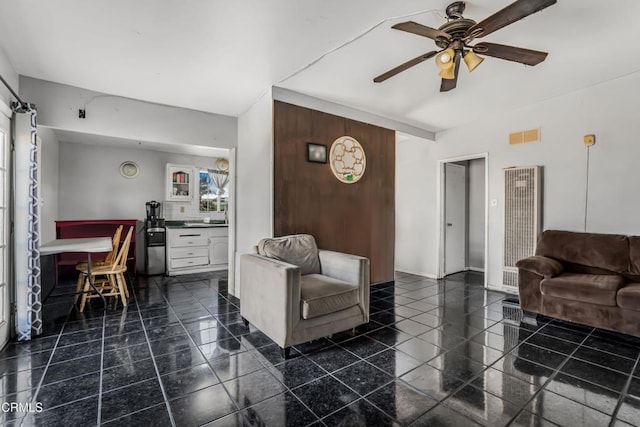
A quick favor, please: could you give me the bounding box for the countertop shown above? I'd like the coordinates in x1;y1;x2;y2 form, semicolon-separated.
165;220;228;229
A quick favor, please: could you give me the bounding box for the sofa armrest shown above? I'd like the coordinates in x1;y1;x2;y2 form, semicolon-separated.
516;256;564;278
319;250;370;321
239;254;301;347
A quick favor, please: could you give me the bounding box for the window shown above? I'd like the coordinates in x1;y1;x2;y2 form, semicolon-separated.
200;169;229;212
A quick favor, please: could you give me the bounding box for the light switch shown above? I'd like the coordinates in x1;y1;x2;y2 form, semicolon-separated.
180;206;185;213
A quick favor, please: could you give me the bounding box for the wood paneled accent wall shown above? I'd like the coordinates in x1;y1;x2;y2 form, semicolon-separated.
273;101;395;284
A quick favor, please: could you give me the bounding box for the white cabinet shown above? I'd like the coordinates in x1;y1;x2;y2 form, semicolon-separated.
166;164;195;201
210;237;228;265
166;226;228;275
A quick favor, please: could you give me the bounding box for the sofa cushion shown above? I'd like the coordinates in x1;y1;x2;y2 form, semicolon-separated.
629;237;640;275
258;234;321;275
535;230;629;274
540;273;625;307
617;283;640;312
300;274;359;319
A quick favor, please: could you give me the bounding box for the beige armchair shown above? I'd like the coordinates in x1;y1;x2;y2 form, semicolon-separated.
240;234;370;358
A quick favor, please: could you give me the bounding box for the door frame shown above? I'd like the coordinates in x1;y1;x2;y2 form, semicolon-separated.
436;152;489;288
0;105;11;347
227;147;237;297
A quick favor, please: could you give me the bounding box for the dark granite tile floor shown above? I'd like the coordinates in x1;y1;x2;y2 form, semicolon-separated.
1;270;640;426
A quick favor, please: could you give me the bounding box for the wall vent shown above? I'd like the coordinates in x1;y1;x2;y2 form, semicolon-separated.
509;128;540;145
503;166;542;293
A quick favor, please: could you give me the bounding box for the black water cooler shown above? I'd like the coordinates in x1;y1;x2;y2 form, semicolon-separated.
145;201;166;275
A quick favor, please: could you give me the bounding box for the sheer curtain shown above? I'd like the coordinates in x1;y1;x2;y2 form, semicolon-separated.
211;171;229;212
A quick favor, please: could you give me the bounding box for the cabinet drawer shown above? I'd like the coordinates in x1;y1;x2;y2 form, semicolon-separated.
170;256;209;269
171;247;209;259
172;234;208;248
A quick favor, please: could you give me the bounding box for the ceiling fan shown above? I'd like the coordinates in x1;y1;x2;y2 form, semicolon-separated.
373;0;556;92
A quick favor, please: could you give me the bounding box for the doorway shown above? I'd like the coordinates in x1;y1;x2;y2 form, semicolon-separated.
444;163;466;275
438;153;488;287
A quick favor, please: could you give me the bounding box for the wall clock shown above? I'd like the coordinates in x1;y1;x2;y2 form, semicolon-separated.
119;161;140;179
215;158;229;171
329;136;366;184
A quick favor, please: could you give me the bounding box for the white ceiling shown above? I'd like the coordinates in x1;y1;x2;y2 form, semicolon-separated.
52;128;229;157
2;0;640;134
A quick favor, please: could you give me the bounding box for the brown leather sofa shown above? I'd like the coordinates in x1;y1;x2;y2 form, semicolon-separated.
516;230;640;337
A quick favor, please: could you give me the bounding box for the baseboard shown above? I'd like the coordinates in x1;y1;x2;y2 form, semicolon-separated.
394;268;438;280
486;284;519;295
467;267;485;273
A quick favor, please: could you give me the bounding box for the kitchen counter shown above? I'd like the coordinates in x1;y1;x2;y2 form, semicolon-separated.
165;220;228;229
165;223;229;276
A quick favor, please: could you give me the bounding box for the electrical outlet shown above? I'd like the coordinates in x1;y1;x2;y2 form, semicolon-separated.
78;109;86;119
180;206;185;213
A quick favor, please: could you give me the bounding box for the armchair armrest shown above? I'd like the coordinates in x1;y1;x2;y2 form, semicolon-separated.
319;250;370;321
516;256;564;278
239;254;302;347
318;250;370;286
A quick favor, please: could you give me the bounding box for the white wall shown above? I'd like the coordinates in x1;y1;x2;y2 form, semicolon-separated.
0;46;18;108
234;89;274;296
468;158;485;270
39;127;59;242
58;141;222;221
395;135;438;278
396;70;640;289
19;77;237;150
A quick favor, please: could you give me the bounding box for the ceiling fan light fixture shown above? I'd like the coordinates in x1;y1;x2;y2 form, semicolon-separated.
438;65;456;80
463;50;484;72
377;0;557;90
435;48;456;70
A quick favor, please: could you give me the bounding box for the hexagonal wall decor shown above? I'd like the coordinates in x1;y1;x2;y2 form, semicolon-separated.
329;136;366;184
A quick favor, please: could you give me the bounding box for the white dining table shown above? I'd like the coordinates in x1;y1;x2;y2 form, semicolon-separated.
40;236;112;308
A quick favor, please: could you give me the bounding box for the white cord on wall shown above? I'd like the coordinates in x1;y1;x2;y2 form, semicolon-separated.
275;8;446;86
584;145;590;232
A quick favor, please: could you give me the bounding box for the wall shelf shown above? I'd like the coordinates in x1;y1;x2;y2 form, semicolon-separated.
166;164;194;201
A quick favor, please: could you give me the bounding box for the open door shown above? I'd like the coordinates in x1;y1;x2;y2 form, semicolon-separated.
0;111;10;348
444;163;466;275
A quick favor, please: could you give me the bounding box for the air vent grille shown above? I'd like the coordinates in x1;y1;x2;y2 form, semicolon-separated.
503;166;542;292
509;128;540;145
503;269;519;289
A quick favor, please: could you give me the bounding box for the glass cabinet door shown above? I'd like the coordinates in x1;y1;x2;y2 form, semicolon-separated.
166;164;194;200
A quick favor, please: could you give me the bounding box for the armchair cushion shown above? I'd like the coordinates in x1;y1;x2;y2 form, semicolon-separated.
258;234;321;275
300;274;359;320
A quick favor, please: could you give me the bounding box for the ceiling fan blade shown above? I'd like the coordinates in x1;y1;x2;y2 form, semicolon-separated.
373;51;438;83
440;53;461;92
469;0;557;38
392;21;451;41
474;42;548;66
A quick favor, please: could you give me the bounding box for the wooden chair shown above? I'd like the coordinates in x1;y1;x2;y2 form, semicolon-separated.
77;226;133;312
74;225;124;303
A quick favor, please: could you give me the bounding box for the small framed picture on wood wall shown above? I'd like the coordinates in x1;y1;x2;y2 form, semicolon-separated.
307;143;327;163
